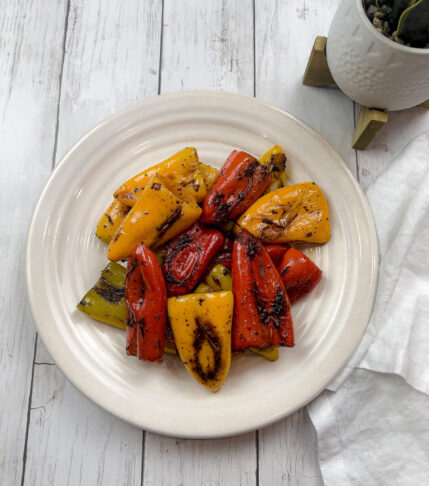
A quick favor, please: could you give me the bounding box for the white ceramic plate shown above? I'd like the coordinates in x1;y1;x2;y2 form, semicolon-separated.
26;91;378;438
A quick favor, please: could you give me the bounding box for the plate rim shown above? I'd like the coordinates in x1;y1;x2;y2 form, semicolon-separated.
26;90;379;438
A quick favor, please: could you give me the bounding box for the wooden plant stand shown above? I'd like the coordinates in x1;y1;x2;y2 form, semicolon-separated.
303;36;428;150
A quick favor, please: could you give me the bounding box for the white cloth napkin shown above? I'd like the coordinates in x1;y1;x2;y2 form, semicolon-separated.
308;131;429;485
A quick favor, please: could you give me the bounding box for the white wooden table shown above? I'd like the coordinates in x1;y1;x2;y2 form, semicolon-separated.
2;1;428;484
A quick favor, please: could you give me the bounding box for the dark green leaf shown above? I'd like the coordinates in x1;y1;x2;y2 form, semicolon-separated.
398;0;429;46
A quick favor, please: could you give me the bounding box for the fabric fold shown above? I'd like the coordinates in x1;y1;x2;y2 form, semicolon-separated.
309;131;429;484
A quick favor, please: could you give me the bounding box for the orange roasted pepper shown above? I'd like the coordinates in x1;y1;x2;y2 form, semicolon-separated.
114;147;206;206
108;175;201;261
236;183;330;244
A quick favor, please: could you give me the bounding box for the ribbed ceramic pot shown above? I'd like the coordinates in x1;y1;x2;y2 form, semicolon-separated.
326;0;429;111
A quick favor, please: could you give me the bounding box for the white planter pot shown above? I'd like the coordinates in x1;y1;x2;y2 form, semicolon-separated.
326;0;429;111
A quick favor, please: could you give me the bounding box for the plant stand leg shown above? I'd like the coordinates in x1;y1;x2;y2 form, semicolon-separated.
303;36;335;87
352;106;388;150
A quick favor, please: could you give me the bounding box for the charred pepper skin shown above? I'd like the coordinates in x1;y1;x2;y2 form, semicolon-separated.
264;243;290;267
205;236;234;273
201;150;271;224
232;229;294;350
278;247;322;302
162;221;225;297
125;244;167;362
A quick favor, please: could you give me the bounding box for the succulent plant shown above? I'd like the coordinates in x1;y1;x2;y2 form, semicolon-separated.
364;0;429;47
397;0;429;46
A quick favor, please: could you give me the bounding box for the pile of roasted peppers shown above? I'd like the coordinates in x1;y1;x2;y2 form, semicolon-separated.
78;145;329;392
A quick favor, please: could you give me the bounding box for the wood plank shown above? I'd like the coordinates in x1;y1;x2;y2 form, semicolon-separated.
254;1;346;484
352;106;388;151
25;364;142;486
160;0;254;95
258;409;322;486
255;0;357;174
357;106;429;189
144;433;257;486
25;1;162;484
144;2;257;485
303;36;336;87
0;1;68;484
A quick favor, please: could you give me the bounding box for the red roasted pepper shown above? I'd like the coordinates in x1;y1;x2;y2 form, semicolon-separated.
206;236;234;274
125;244;167;361
232;229;294;349
278;247;322;302
264;243;290;267
201;150;271;224
163;221;225;296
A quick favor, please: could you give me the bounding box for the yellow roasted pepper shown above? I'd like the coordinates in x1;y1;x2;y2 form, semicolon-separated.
259;145;287;193
237;182;330;244
199;163;219;191
168;291;233;392
107;175;202;261
96;199;130;244
249;347;279;361
114;147;207;205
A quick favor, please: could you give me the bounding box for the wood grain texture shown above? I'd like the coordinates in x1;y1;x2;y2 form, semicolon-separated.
25;1;162;484
161;0;254;95
144;433;257;486
303;36;335;87
53;0;163;161
25;364;142;486
259;409;322;486
255;0;357;174
352;106;388;151
0;1;68;484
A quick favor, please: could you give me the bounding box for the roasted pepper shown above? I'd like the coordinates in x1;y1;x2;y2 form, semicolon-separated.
96;199;130;244
278;247;322;302
249;347;279;361
219;220;236;234
114;147;207;205
232;229;294;349
206;236;234;272
264;244;290;267
108;175;202;261
236;183;330;244
164;325;177;355
199;163;219;191
125;244;167;362
205;264;276;360
163;222;225;296
205;264;232;291
194;282;214;293
259;145;287;193
77;262;127;329
201;150;271;224
168;291;234;392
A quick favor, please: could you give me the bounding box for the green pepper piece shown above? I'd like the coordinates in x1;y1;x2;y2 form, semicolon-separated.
219;220;235;233
248;347;279;361
194;282;214;293
205;264;232;291
77;262;127;329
